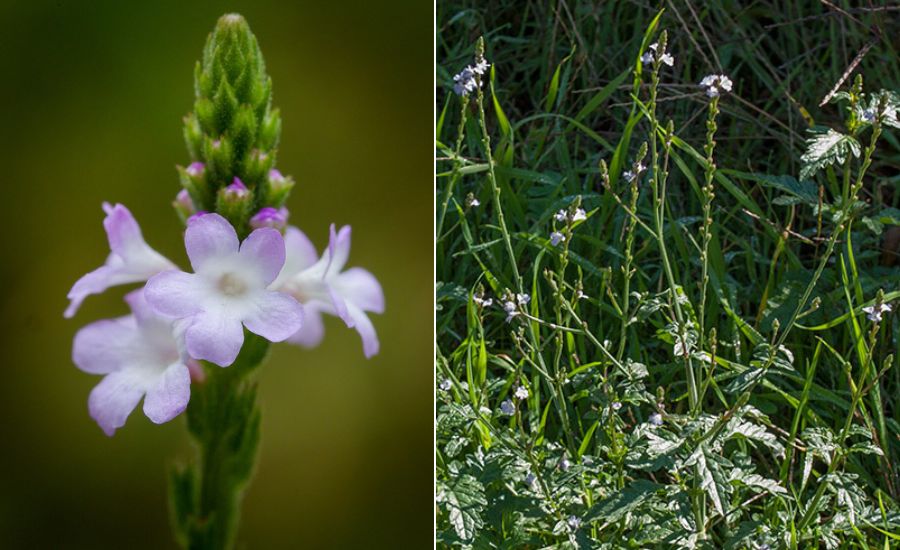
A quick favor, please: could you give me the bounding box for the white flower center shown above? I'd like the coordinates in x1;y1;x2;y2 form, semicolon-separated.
217;273;248;297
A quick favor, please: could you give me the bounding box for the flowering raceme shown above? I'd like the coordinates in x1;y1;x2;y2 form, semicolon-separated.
68;196;384;433
65;15;384;438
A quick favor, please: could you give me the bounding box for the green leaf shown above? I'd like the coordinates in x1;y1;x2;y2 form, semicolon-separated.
738;172;819;205
583;479;661;526
799;128;861;180
438;474;487;542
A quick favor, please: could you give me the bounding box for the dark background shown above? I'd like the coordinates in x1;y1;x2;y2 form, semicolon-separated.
0;1;432;548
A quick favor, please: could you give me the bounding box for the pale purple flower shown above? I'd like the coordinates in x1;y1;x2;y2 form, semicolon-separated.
623;170;637;183
269;168;286;183
72;290;190;436
187;211;209;224
862;303;891;322
439;379;452;391
700;74;733;97
514;386;529;400
65;203;176;318
862;109;876;123
550;231;566;246
554;209;567;222
612;401;622;410
502;300;518;322
250;207;289;231
453;67;478;96
144;213;303;367
649;412;664;426
524;472;537;487
642;42;674;67
567;515;581;530
272;224;385;358
473;293;492;307
472;59;490;76
499;399;516;415
559;457;571;471
572;208;587;222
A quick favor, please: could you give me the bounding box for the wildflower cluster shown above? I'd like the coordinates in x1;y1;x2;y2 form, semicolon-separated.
452;55;490;96
699;74;733;97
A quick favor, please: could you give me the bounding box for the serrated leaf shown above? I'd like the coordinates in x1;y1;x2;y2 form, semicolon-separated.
800;128;861;180
748;173;819;205
439;474;487;542
583;479;660;526
688;447;730;518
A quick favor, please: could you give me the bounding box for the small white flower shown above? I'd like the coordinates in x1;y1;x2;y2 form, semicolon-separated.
524;472;537;487
612;401;622;410
439;379;452;391
559;457;571;471
517;293;531;305
623;170;636;182
550;231;566;246
479;405;492;416
469;198;480;207
700;74;732;98
862;303;892;322
502;300;519;322
554;209;567;222
649;412;663;426
452;66;479;96
567;515;581;530
660;53;674;66
640;52;654;65
473;293;492;307
460;381;469;391
572;208;587;222
472;59;490;75
635;161;645;173
499;399;516;415
514;386;529;400
862;109;876;123
575;289;587;300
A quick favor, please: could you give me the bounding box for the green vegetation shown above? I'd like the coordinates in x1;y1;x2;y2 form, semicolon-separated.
436;2;900;547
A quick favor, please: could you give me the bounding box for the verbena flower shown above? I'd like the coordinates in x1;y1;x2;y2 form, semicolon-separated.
572;208;586;222
502;300;518;322
272;224;384;358
65;203;175;318
559;457;571;471
524;472;536;487
862;303;891;322
567;515;581;530
649;412;664;426
499;399;516;415
699;74;733;97
452;56;490;96
145;213;304;367
72;290;190;436
554;209;567;222
612;401;623;410
514;386;529;400
439;379;452;391
550;231;566;246
642;42;674;66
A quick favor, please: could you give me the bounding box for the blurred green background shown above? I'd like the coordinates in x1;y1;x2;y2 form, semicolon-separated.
0;1;431;548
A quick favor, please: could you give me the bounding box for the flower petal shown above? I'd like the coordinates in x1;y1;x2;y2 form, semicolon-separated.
239;227;286;286
88;369;147;436
333;267;384;313
73;317;139;374
346;302;380;358
145;270;205;318
243;291;304;342
326;224;352;274
272;226;319;288
103;203;146;257
184;213;239;272
185;312;245;367
65;264;133;318
143;362;191;424
286;304;326;348
328;284;353;327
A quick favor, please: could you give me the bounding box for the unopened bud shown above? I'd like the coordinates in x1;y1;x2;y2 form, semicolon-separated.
249;206;289;231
